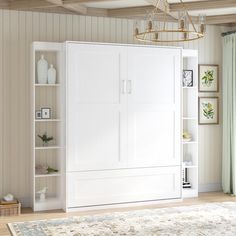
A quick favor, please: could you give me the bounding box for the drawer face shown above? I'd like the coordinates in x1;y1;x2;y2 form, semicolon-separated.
67;166;181;208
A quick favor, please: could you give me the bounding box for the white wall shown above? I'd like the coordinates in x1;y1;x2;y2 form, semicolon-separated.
0;9;229;205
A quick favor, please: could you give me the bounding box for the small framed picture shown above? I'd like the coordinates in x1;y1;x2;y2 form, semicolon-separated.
183;70;193;87
199;97;219;125
199;65;219;92
41;108;51;119
35;110;42;119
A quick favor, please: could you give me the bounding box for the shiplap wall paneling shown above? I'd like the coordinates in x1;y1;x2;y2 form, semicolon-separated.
0;9;229;205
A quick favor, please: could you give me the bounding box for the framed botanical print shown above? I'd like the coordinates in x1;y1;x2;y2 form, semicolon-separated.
198;97;219;125
183;70;193;87
199;65;219;92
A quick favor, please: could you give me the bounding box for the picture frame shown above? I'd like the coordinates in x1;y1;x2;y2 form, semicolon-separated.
41;108;51;119
199;64;219;92
35;110;42;119
183;70;193;87
198;97;219;125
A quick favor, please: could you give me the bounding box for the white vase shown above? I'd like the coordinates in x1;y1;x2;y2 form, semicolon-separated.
47;64;56;84
37;55;48;84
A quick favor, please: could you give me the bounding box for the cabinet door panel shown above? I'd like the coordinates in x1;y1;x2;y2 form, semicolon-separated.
67;166;181;208
67;43;127;171
127;47;181;167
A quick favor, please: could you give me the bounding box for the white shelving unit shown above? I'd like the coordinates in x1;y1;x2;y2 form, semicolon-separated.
182;49;198;198
31;42;65;211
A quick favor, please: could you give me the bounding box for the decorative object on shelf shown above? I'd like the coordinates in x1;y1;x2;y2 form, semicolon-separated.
37;187;48;202
37;55;48;84
199;65;219;92
41;108;51;119
48;64;57;84
182;168;191;189
35;110;42;119
3;193;14;202
134;0;205;43
35;164;58;175
38;132;54;146
199;97;219;125
183;130;192;142
183;161;193;167
183;70;193;87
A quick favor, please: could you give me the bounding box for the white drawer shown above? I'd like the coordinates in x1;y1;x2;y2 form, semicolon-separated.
67;166;181;208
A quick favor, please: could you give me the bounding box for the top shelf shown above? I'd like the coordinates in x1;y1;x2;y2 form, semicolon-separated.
35;84;61;87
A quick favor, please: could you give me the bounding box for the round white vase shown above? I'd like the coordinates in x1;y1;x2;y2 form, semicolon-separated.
37;55;48;84
48;64;56;84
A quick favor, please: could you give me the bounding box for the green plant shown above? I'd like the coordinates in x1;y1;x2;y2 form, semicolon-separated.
201;70;214;87
38;132;53;144
202;102;214;119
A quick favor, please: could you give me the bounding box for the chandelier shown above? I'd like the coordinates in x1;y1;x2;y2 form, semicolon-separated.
134;0;206;43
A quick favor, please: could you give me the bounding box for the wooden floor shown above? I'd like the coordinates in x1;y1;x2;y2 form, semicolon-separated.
0;192;236;236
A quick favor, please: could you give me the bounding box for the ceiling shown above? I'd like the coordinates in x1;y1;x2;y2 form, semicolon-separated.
1;0;236;26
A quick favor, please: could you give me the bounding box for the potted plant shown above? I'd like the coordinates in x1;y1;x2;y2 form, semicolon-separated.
38;132;53;146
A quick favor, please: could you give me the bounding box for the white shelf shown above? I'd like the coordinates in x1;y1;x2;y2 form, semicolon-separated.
35;84;61;87
35;146;61;150
183;117;198;120
35;119;61;122
182;141;198;144
35;173;61;178
182;87;197;89
182;188;198;198
182;165;198;169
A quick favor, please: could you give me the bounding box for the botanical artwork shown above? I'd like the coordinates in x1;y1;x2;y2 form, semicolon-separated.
199;97;219;125
199;65;218;92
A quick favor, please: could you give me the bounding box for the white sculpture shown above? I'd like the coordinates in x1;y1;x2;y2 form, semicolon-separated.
37;187;48;202
37;55;48;84
3;193;14;202
48;64;56;84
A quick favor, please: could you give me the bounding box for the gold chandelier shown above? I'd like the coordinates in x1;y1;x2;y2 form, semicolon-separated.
134;0;206;43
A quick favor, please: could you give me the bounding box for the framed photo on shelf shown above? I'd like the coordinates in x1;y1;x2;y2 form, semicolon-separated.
41;108;51;119
183;70;193;87
35;110;42;119
199;64;219;92
198;97;219;125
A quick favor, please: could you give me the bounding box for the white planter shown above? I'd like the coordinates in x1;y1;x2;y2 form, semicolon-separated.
37;55;48;84
48;64;56;84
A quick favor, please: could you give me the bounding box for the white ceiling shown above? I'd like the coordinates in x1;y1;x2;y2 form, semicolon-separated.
82;0;236;17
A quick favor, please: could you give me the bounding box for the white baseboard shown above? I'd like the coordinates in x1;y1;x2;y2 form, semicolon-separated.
199;183;222;192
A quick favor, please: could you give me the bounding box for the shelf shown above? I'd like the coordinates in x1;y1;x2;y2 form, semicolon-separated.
35;84;61;87
182;87;197;89
35;173;61;178
35;119;61;122
182;188;198;198
35;146;62;150
182;117;198;120
182;165;198;169
182;141;198;145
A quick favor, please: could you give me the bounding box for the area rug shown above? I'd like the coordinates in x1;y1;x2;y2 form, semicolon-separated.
8;202;236;236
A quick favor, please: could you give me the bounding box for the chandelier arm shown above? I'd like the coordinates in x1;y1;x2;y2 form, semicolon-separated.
179;0;198;33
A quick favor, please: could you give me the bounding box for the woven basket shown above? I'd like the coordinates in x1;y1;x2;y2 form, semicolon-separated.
0;201;21;216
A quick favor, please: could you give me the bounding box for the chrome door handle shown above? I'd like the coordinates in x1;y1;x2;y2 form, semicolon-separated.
127;80;132;94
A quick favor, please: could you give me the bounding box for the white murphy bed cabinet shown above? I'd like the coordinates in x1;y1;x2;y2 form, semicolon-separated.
32;42;198;211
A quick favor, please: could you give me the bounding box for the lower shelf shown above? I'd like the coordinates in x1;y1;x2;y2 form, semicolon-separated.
182;188;198;198
34;197;62;211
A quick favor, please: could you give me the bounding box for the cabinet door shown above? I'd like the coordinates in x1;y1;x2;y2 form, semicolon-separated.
66;43;127;171
127;47;181;168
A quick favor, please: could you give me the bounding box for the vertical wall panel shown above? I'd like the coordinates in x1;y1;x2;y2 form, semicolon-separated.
0;9;230;205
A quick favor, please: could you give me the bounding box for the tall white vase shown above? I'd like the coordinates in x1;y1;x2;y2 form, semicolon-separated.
48;64;56;84
37;55;48;84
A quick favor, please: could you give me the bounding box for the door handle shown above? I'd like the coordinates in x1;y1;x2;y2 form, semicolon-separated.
122;80;127;94
127;80;132;94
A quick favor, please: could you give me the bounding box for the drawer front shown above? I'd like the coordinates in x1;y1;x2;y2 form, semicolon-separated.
67;166;181;208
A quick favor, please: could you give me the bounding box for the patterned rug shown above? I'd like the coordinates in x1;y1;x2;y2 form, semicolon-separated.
8;202;236;236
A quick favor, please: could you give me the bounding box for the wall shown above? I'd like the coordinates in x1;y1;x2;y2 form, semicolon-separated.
0;9;228;205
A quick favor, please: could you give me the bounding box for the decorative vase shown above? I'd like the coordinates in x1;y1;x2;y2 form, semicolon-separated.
48;64;56;84
37;55;48;84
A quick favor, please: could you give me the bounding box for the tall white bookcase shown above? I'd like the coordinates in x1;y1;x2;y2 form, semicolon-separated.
31;42;65;211
182;49;199;198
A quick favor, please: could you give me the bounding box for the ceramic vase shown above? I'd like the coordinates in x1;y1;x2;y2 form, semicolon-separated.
37;55;48;84
48;64;56;84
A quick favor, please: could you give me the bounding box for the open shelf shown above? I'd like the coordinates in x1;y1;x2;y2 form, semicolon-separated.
35;146;62;150
35;119;61;122
35;173;61;178
34;197;62;211
35;84;61;87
